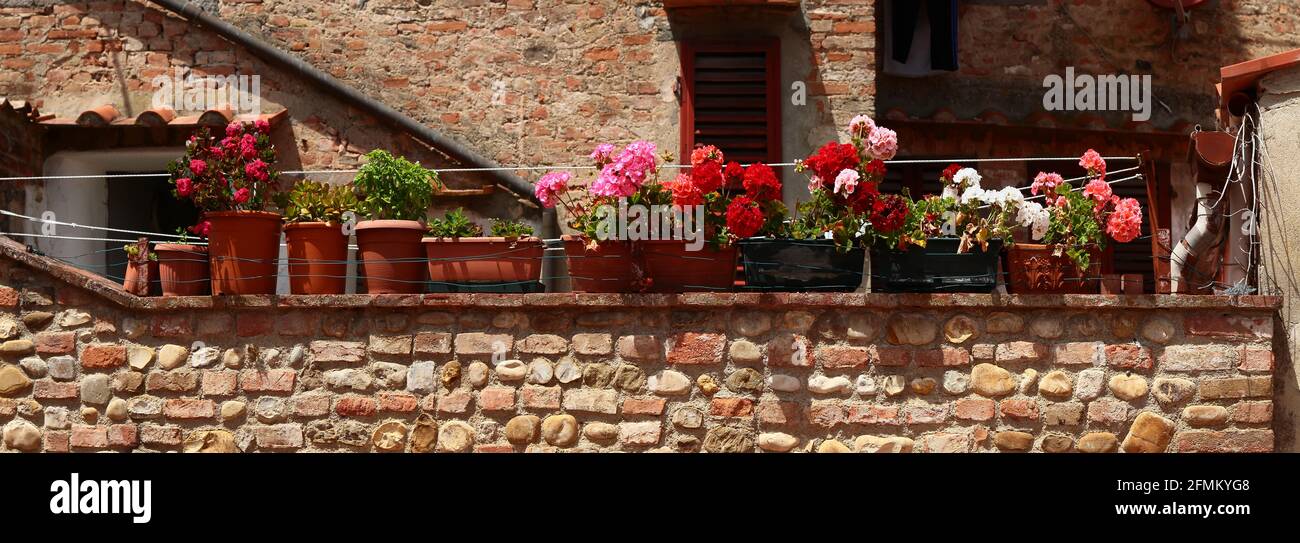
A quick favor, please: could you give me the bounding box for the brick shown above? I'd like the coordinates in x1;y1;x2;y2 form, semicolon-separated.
756;400;802;426
290;393;332;417
572;333;613;355
368;334;413;355
915;345;969;367
253;424;304;449
1238;347;1274;373
0;286;16;306
562;388;618;414
1200;376;1270;400
240;369;296;393
1087;398;1130;424
140;424;183;446
520;385;561;410
107;424;138;448
1160;344;1237;372
479;386;516;411
621;396;665;416
277;313;320;336
1172;429;1273;452
873;346;912;366
163;399;215;420
953;398;996;421
200;370;238;396
80;344;126;369
1053;342;1102;366
919;432;971;453
34;332;75;355
437;389;473;414
709;397;754;418
905;404;949;424
518;334;567;354
377;391;418;413
767;333;812;367
195;313;233;336
807;401;845;427
1043;402;1085;426
1230;401;1273;424
817;345;870;368
619;421;661;446
1183;313;1271;341
667;332;725;365
145;371;198;393
309;340;366;364
335;396;377;417
616;334;660;360
454;333;512;356
996;341;1047;363
999;398;1039;420
44;430;70;452
1105;344;1154;370
845;403;901;425
70;425;108;449
151;314;192;337
413;332;452;355
34;380;79;399
235;313;274;336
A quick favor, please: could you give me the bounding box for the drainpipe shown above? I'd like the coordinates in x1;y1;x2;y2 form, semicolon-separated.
147;0;541;208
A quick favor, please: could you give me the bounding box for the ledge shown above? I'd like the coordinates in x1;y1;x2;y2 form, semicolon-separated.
1;236;1281;312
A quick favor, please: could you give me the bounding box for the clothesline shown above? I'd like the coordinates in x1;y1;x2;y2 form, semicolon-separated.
0;155;1140;182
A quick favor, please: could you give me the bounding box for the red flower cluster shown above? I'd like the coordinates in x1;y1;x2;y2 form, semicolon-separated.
847;180;882;214
941;163;962;182
862;159;886;183
725;196;765;239
724;161;745;187
742;163;782;202
169;121;277;213
802;142;859;190
869;193;908;234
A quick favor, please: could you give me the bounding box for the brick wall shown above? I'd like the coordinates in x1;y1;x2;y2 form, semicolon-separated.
0;104;40;233
0;250;1279;453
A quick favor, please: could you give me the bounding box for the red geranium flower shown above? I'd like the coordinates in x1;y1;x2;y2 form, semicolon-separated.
742;163;782;202
692;160;724;194
725;196;765;239
803;142;859;191
724;161;745;186
870;193;908;233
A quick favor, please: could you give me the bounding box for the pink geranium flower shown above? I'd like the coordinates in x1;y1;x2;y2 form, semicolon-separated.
867;127;898;161
1106;197;1143;243
535;171;570;209
1080;148;1107;180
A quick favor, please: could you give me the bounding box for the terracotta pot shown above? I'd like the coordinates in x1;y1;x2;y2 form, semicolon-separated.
123;259;160;296
1005;243;1101;294
355;219;426;294
562;235;635;293
155;243;210;296
422;236;543;285
205;211;282;295
285;222;349;295
641;240;737;293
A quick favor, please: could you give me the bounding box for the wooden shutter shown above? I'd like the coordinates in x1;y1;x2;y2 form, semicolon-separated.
680;39;782;173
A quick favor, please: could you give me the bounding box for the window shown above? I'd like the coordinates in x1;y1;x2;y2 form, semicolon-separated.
105;171;200;281
679;39;782;179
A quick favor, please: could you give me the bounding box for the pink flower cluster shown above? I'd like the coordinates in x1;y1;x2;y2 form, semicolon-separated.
867;127;898;161
589;140;657;198
1106;197;1143;243
1031;171;1064;203
1082;178;1113;206
1080;148;1107;180
534;171;571;209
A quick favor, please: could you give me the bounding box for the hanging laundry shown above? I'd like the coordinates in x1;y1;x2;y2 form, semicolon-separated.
890;0;958;72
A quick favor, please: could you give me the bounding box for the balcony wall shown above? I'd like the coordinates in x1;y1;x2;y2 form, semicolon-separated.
0;240;1279;453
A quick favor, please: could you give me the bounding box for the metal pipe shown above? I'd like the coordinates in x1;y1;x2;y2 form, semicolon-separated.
147;0;540;206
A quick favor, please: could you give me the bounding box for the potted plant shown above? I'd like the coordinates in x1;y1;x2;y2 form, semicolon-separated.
870;164;1023;293
422;208;543;291
122;239;159;296
535;146;639;293
352;150;439;294
167;119;281;295
1006;150;1144;293
155;225;210;296
276;180;358;295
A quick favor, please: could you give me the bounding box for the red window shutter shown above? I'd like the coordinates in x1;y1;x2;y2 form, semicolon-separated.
680;39;782;176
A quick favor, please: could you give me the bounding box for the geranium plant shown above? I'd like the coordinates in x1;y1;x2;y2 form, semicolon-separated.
427;208;484;238
1031;149;1143;271
891;164;1037;253
535;141;664;245
167;120;278;211
791;114;899;250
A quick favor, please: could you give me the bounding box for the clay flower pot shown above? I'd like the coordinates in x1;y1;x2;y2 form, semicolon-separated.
155;243;210;296
641;240;737;293
422;236;544;285
562;235;635;293
1004;243;1101;294
205;210;283;295
284;222;349;295
122;260;160;296
355;219;426;294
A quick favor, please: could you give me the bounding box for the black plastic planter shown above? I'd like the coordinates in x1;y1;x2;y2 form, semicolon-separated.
871;238;1003;293
738;238;866;291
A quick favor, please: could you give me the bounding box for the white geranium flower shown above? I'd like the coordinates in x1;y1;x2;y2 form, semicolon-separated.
953;168;982;190
941;185;959;200
1016;201;1044;227
999;186;1024;205
959;186;986;205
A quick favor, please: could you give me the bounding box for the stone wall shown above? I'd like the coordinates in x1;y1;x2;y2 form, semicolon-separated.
0;247;1280;453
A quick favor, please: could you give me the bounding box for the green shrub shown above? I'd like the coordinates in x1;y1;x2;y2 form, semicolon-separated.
353;150;440;221
276;180;359;224
427;208;483;238
489;218;534;238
